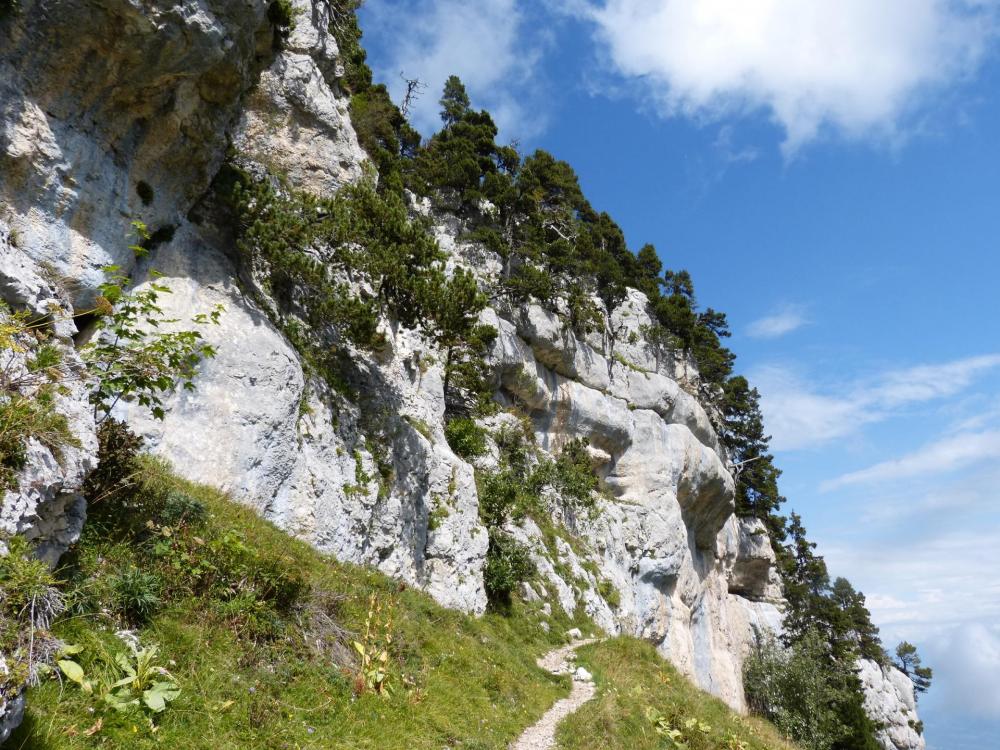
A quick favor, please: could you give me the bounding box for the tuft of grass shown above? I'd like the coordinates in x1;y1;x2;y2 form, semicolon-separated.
558;638;801;750
0;389;78;491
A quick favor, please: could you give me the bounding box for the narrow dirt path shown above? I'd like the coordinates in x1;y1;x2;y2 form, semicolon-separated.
510;638;599;750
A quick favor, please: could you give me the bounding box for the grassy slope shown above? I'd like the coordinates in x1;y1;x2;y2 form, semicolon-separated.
558;639;799;750
8;463;575;749
7;462;800;750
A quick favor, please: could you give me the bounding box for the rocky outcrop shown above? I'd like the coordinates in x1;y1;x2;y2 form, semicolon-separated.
858;660;927;750
0;221;98;743
0;0;273;304
0;0;923;742
233;0;366;194
0;654;26;747
114;234;490;614
0;223;98;564
1;0;774;713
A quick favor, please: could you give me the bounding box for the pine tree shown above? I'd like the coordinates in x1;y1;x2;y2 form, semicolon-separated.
830;577;883;661
440;75;471;126
720;376;784;522
894;642;933;696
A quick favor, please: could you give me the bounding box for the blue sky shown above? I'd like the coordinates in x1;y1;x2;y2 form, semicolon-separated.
357;2;1000;747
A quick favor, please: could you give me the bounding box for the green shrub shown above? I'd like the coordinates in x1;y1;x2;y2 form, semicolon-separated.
743;630;879;750
83;417;151;527
483;530;535;605
597;578;620;609
158;491;207;528
444;417;486;460
553;438;600;510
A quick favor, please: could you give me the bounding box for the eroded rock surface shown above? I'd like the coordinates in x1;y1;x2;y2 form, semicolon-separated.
0;1;923;742
0;222;98;743
859;659;927;750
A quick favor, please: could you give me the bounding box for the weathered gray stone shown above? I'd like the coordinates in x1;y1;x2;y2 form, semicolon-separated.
0;229;97;565
233;0;366;195
0;0;272;305
858;659;927;750
0;1;924;741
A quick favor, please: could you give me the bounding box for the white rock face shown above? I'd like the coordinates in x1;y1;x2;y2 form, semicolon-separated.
481;299;784;709
0;224;98;742
0;1;924;742
0;0;273;306
115;230;489;614
233;0;366;195
858;660;927;750
0;227;98;564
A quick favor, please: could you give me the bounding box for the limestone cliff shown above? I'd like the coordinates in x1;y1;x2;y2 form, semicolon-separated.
0;2;924;747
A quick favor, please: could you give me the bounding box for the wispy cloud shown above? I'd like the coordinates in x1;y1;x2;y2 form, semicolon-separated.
360;0;551;138
928;622;1000;720
713;125;760;165
746;305;808;339
857;465;1000;524
571;0;998;154
754;355;1000;450
824;528;1000;634
871;355;1000;407
823;430;1000;489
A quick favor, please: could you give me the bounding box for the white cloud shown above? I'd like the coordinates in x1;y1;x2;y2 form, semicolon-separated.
872;355;1000;407
823;529;1000;635
858;465;1000;523
753;354;1000;450
360;0;549;138
753;366;869;450
713;125;759;165
927;623;1000;720
746;304;808;338
823;429;1000;489
578;0;997;153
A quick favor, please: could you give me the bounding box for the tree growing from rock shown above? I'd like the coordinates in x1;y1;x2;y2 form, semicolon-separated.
893;641;933;696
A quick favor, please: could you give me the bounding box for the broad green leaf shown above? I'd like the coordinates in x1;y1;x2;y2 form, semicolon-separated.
143;681;180;713
57;659;85;685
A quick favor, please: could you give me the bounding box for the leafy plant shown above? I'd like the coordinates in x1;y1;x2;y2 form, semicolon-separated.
55;642;180;716
158;490;207;528
483;530;535;604
82;263;223;422
108;643;180;714
552;438;601;511
351;593;394;696
646;709;711;748
743;629;878;750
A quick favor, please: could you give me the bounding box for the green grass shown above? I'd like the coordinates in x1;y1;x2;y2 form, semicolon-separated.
8;459;575;750
8;457;801;750
557;639;801;750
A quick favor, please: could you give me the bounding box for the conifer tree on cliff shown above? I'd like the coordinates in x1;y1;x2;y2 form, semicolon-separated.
894;641;933;696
